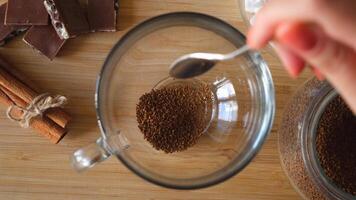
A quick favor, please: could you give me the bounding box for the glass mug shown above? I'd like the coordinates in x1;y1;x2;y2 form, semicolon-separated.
71;12;275;189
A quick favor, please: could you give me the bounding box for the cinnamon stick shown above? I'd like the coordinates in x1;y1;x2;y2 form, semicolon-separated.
0;88;13;105
0;58;71;128
0;85;27;107
0;89;67;143
0;58;40;92
0;84;71;128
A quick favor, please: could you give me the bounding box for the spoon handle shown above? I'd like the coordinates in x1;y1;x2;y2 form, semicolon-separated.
224;45;250;60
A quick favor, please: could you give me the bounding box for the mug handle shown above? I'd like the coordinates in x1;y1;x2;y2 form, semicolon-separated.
71;133;130;172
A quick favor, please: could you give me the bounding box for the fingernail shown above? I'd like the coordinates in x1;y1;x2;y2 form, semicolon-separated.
277;24;318;52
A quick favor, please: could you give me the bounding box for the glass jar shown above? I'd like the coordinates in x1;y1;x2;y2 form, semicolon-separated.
278;78;355;200
238;0;278;57
238;0;266;26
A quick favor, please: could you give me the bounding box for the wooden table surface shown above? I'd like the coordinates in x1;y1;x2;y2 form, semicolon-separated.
0;0;313;199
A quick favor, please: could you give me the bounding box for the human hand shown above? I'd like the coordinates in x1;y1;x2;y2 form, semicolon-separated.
247;0;356;113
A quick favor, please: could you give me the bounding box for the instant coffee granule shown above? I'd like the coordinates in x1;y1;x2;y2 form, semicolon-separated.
316;96;356;196
136;82;212;153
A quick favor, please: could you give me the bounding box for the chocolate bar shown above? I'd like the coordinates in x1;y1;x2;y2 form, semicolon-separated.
88;0;118;32
0;3;28;46
44;0;90;39
78;0;89;15
23;25;66;60
5;0;48;25
0;26;28;46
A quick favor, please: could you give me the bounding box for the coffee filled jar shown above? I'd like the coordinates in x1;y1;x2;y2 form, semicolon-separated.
278;78;356;200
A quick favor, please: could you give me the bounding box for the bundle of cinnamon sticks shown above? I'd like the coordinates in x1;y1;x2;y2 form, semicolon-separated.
0;56;71;143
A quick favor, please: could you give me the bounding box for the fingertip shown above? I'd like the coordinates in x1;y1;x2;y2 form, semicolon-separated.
284;68;299;79
273;43;305;78
312;67;325;80
288;65;304;78
247;28;263;49
247;13;278;49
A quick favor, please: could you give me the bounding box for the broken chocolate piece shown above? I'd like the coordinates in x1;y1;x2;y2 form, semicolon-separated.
0;4;15;42
78;0;89;16
23;25;66;60
5;0;48;25
88;0;117;32
0;26;28;46
115;0;119;11
78;0;89;8
0;3;28;46
78;0;89;27
44;0;90;39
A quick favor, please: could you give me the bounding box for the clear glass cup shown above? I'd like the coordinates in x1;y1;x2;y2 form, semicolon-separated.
279;78;355;200
238;0;278;57
238;0;266;26
72;12;275;189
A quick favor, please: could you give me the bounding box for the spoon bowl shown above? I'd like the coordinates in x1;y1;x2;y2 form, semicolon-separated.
169;45;250;79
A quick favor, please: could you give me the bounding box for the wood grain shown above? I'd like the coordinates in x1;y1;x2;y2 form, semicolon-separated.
0;0;313;199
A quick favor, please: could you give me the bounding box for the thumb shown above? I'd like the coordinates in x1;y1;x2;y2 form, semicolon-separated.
276;22;356;114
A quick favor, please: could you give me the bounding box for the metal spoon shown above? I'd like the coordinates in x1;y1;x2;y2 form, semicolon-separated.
169;45;250;79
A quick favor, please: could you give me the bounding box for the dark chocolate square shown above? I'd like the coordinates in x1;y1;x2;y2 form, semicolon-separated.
0;4;17;43
44;0;90;39
88;0;117;32
23;25;66;60
0;3;28;45
5;0;49;25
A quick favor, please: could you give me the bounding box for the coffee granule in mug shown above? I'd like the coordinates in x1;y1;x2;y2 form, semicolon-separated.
316;96;356;196
136;82;212;153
